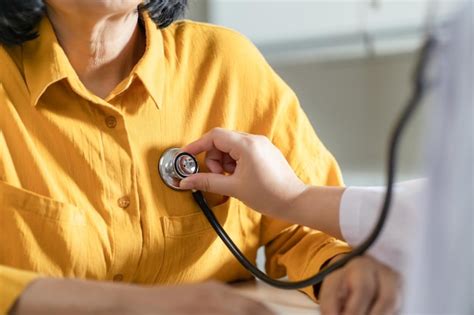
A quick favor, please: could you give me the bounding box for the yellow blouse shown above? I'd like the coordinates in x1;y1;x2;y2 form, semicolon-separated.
0;14;350;313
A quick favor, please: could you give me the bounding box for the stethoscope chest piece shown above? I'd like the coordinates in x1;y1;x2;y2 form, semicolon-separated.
159;148;199;190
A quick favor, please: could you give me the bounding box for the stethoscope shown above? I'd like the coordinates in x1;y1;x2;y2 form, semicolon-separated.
157;35;436;290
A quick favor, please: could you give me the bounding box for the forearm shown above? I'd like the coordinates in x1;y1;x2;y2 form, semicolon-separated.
283;186;346;240
10;278;136;315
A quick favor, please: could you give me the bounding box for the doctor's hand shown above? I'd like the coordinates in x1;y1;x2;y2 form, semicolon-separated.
320;255;401;315
180;128;307;216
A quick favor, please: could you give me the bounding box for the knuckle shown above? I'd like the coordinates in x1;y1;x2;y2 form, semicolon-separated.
249;134;260;143
193;177;209;192
210;127;223;137
348;272;372;292
242;136;257;148
255;134;270;143
202;177;211;192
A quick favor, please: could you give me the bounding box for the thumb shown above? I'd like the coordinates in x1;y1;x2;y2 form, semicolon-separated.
180;173;235;196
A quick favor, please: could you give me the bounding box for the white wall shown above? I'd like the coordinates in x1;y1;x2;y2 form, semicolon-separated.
271;53;429;186
186;0;209;22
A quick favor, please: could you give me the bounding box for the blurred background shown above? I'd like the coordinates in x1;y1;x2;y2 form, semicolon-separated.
184;0;456;186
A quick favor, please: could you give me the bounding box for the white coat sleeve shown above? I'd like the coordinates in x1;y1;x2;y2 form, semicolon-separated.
339;179;426;272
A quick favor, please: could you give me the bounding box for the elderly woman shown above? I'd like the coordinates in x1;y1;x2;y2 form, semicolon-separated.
0;1;399;314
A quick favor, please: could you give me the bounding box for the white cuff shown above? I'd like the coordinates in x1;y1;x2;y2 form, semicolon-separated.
339;180;426;272
340;186;385;247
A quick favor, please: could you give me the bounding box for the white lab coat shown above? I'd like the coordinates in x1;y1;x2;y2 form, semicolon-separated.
404;2;473;313
338;1;473;313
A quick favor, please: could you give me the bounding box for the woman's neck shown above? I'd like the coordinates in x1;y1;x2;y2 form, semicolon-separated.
46;7;145;99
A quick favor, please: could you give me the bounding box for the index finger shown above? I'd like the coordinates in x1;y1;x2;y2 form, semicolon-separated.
182;128;245;157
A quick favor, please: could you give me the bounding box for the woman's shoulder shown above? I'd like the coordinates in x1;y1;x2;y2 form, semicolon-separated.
169;20;247;41
163;20;266;65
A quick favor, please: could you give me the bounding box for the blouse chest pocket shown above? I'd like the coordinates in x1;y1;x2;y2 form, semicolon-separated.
157;198;252;284
0;181;109;279
0;181;86;224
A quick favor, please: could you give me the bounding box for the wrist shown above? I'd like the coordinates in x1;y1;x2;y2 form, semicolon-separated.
276;182;309;217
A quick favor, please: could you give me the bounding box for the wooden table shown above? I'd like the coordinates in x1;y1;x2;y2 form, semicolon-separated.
232;280;320;315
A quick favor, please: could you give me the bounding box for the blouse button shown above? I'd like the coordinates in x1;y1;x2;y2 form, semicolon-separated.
117;196;131;209
105;115;117;128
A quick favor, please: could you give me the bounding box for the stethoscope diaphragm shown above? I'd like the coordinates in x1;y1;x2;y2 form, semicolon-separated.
158;148;199;190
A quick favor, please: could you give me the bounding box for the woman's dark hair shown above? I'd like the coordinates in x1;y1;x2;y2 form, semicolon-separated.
0;0;188;46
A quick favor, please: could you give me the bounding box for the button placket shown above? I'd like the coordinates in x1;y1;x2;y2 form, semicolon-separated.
96;106;142;284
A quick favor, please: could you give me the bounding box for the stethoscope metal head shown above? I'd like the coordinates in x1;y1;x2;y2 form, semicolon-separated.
159;148;199;190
